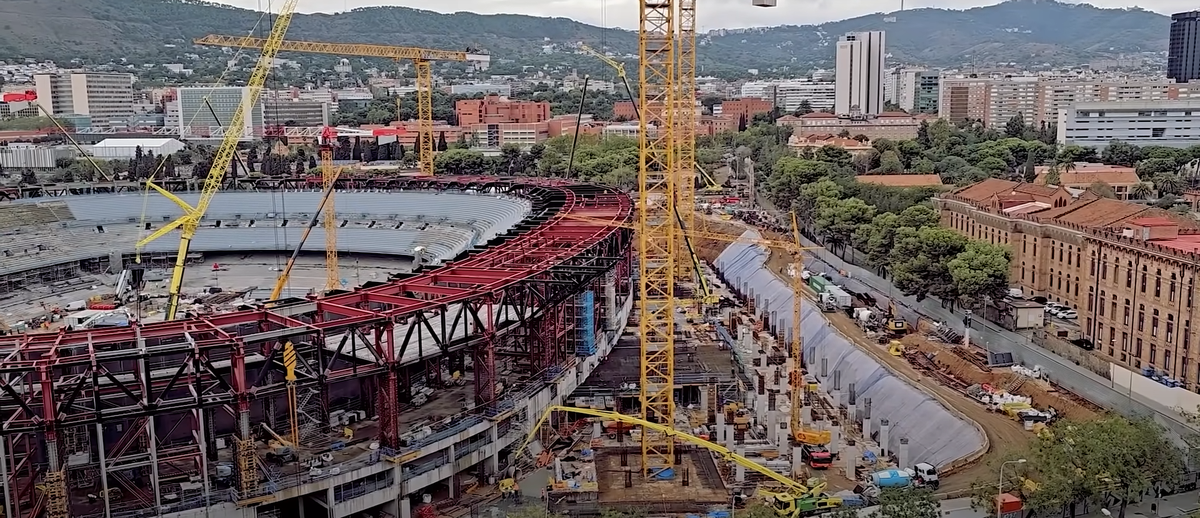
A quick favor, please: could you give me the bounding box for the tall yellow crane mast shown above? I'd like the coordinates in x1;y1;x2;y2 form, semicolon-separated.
637;0;679;475
194;35;488;176
319;127;340;290
137;1;299;321
675;0;699;283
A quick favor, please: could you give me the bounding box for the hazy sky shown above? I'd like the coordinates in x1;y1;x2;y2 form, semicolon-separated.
211;0;1189;30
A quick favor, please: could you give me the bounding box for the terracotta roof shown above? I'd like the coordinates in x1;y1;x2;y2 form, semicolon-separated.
1129;217;1177;227
1035;198;1152;229
1012;183;1061;198
856;174;944;187
775;114;801;121
1034;170;1141;186
951;178;1022;203
800;112;837;119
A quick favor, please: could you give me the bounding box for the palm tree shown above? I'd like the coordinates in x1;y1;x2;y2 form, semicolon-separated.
1043;162;1061;186
1130;181;1155;200
1153;173;1185;196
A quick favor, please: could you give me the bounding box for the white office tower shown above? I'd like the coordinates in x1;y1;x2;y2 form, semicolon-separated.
834;31;886;116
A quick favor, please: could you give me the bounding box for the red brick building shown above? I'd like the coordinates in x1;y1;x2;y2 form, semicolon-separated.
455;95;551;126
719;97;773;121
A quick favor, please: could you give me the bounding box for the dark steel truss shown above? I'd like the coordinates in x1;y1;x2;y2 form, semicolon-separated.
0;176;633;518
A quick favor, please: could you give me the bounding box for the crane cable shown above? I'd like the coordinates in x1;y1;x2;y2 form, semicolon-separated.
134;8;275;262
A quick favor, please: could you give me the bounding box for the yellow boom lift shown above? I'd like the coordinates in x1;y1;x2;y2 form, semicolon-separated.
135;0;299;321
194;35;488;177
520;406;842;517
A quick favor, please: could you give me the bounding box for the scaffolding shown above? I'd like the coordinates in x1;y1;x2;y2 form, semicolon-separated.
236;438;260;501
43;470;67;518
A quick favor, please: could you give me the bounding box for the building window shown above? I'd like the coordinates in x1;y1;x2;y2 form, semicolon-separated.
1140;265;1148;293
1101;254;1108;280
1138;306;1145;332
1126;262;1133;288
1155;269;1162;297
1122;332;1129;351
1170;273;1177;302
1168;315;1175;343
1152;310;1159;337
1099;290;1106;315
1136;338;1143;358
1150;343;1156;364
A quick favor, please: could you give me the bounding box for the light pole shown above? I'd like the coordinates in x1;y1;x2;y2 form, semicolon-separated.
998;459;1027;503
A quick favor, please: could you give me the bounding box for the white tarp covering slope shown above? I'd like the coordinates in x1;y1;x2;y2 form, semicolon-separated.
714;230;985;469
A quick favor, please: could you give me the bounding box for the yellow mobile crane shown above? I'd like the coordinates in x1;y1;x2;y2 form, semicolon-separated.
519;406;842;517
135;0;299;321
194;35;489;177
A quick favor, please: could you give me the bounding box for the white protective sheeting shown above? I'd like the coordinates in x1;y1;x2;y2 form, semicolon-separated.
714;230;985;469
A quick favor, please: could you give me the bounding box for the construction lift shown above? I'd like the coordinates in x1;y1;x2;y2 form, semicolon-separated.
134;0;298;323
194;34;489;176
520;406;842;517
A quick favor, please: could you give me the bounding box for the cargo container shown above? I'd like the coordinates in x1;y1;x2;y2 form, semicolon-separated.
808;275;830;294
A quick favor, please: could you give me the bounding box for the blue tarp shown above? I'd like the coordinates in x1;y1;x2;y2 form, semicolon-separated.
714;231;985;469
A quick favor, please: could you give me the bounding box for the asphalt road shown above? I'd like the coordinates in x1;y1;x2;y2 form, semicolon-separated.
933;487;1200;518
795;238;1200;443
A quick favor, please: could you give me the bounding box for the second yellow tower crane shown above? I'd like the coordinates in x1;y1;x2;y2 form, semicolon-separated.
194;35;489;177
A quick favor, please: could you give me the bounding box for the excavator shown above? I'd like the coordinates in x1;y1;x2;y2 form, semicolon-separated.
518;406;843;517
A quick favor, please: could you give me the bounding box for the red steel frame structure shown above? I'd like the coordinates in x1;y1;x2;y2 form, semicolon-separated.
0;176;633;518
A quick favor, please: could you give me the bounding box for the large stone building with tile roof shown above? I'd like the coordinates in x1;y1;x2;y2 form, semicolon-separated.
937;178;1200;385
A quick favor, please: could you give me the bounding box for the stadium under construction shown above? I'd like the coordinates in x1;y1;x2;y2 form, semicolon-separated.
0;176;636;518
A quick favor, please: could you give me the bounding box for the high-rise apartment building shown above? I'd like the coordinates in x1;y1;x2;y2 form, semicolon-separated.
1169;11;1200;83
834;31;886;116
939;76;1200;128
33;72;135;128
173;86;264;141
740;80;836;112
891;69;940;114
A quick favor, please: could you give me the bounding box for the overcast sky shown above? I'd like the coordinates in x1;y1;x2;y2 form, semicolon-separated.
211;0;1187;30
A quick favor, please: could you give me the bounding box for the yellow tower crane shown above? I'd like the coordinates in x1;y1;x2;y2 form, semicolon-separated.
319;128;340;291
634;0;777;475
578;44;638;118
637;0;679;475
136;0;298;321
675;0;698;282
194;35;489;177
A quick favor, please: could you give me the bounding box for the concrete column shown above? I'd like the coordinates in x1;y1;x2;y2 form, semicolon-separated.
593;421;603;438
898;438;910;469
735;447;747;482
700;387;711;420
802;403;813;426
792;446;804;478
400;496;413;518
725;425;736;450
820;357;829;378
486;426;500;475
879;419;891;457
829;421;841;453
716;411;727;444
843;439;857;480
755;397;766;423
846;404;856;432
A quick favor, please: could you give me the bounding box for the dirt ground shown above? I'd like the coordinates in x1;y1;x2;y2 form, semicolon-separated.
695;214;1048;494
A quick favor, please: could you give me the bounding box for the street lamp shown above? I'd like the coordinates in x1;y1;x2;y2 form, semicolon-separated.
998;459;1027;500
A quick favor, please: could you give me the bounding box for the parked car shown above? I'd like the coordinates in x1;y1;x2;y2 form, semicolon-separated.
1044;302;1064;314
1056;309;1078;320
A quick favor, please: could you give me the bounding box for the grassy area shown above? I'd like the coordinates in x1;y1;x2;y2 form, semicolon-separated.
0;116;71;132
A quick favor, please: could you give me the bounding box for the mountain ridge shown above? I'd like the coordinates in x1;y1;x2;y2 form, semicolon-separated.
0;0;1172;72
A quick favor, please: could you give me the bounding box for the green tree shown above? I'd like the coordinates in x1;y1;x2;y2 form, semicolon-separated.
890;226;968;302
948;241;1012;308
1152;173;1185;196
876;150;904;174
1005;114;1027;138
815;145;853;166
874;486;940;518
1101;141;1142;167
434;148;490;175
793;99;813;116
1130;181;1154;199
436;131;449;152
815;197;876;257
1089;181;1117;198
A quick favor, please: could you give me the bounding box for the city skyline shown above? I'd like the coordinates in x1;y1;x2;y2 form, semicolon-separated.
209;0;1198;32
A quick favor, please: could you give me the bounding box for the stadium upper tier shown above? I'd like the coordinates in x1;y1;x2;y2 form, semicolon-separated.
0;191;531;274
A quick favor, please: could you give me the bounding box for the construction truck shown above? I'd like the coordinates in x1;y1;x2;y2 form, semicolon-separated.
761;478;844;518
800;443;833;469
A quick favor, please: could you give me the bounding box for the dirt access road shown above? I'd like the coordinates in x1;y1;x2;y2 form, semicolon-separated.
693;215;1029;494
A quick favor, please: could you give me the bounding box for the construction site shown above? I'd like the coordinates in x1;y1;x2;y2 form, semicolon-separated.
0;2;1122;518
